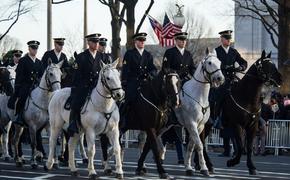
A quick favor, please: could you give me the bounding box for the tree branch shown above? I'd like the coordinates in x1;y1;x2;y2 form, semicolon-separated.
135;0;154;33
0;0;25;41
98;0;127;25
52;0;74;4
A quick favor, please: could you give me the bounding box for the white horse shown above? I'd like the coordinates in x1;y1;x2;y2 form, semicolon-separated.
0;66;16;161
13;61;63;168
46;59;124;179
159;49;225;176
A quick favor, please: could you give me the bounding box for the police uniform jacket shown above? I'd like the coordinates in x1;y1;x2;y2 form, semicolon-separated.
70;49;104;110
15;54;42;96
162;46;195;84
215;45;247;81
41;49;69;72
121;48;157;102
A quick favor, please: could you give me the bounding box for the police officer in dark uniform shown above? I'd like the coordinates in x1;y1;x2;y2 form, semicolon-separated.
41;38;69;73
67;33;103;137
162;32;195;85
161;32;194;144
5;50;23;67
97;37;112;64
121;32;157;119
12;40;43;126
212;30;247;157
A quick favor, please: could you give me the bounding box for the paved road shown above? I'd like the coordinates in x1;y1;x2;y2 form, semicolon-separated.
0;144;290;179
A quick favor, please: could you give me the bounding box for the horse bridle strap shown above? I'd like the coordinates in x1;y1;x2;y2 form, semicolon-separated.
29;95;48;112
39;67;61;92
140;92;166;117
181;88;209;115
100;68;122;97
229;93;261;119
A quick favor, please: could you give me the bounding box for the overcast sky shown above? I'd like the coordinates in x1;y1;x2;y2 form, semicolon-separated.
0;0;234;57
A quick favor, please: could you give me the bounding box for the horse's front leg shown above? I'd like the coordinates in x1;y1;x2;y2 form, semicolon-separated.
13;124;24;167
29;127;38;169
246;126;258;175
3;121;12;161
68;133;81;177
186;122;209;176
136;136;150;176
85;128;98;179
107;128;124;179
146;128;169;179
79;133;88;164
226;126;243;168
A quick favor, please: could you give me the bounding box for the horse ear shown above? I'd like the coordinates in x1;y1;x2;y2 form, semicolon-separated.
266;51;272;58
261;50;266;59
205;47;209;56
111;58;119;68
100;60;106;69
73;51;78;59
57;60;64;68
48;58;52;66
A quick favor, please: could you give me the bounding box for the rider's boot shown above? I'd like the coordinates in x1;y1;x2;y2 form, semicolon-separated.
67;110;79;137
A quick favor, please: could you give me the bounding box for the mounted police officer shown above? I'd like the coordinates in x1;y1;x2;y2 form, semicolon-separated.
97;37;112;64
4;50;23;67
41;38;69;74
121;32;157;121
12;41;43;126
67;33;103;137
212;30;247;157
162;32;195;85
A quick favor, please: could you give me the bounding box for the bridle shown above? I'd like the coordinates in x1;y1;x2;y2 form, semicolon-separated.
38;66;61;92
193;55;222;84
254;58;280;87
96;66;123;99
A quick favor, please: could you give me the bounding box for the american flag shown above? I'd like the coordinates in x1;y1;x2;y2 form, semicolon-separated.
148;14;182;47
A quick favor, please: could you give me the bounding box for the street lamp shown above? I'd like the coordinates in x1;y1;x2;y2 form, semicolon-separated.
173;4;185;28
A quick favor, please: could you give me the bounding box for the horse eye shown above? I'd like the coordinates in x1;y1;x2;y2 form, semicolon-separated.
208;62;212;65
49;73;53;76
106;77;110;80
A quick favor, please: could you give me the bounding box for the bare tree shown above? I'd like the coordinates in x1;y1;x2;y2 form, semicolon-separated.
62;25;83;61
234;0;290;93
0;0;37;41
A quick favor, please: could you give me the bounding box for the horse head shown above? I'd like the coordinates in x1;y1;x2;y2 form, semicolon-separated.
160;67;181;108
41;60;63;92
200;48;225;88
254;50;282;88
99;58;124;101
0;67;14;96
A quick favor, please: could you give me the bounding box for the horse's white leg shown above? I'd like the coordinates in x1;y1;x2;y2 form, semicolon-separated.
107;128;124;178
85;128;98;177
14;125;24;165
68;133;80;174
187;122;208;176
46;124;62;170
79;133;88;160
3;121;12;160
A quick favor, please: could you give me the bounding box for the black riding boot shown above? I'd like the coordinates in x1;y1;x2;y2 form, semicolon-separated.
14;111;25;126
67;110;79;137
119;102;131;129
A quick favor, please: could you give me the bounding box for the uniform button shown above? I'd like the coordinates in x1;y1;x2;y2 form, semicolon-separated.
144;66;147;69
180;64;183;67
31;78;33;80
31;72;33;74
96;72;98;74
90;79;93;81
186;65;188;67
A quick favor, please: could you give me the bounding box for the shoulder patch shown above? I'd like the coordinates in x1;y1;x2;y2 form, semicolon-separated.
123;60;126;65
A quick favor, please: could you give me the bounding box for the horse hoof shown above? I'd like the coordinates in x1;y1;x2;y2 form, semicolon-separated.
226;160;235;167
31;164;38;169
82;158;88;165
159;173;170;179
135;170;145;176
71;171;80;177
36;156;43;163
185;169;194;176
209;167;215;174
115;173;124;179
4;157;10;162
249;169;258;175
53;163;59;170
200;170;210;176
104;169;113;175
194;165;201;171
16;161;23;167
43;165;49;172
141;167;147;173
88;173;99;180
